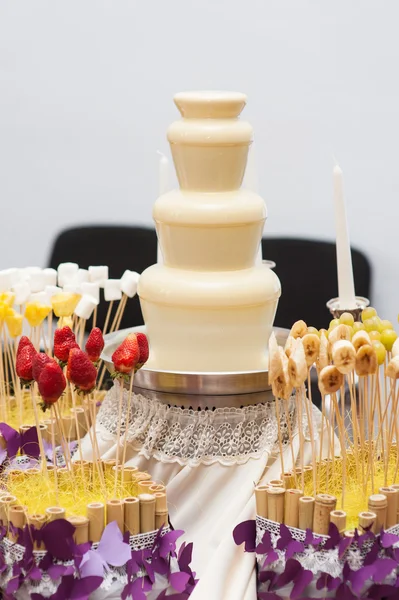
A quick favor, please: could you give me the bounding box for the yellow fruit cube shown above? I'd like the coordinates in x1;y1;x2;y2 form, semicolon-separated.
0;292;15;307
5;312;24;337
0;302;13;324
51;293;81;318
24;302;51;327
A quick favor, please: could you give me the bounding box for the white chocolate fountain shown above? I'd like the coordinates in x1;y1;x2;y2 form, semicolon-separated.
138;91;281;372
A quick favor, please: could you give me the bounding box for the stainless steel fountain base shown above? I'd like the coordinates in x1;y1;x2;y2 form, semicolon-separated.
102;326;289;409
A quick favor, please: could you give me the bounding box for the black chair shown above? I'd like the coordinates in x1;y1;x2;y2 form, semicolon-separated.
48;225;157;330
261;238;372;330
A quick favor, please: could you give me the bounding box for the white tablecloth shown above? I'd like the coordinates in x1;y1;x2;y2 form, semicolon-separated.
80;383;332;600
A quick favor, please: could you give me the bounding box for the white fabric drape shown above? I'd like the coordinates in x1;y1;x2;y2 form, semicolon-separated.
80;383;332;600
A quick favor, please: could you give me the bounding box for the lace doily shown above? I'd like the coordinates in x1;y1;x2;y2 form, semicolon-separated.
96;383;317;466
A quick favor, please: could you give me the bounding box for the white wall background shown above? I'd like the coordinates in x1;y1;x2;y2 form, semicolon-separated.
0;0;398;321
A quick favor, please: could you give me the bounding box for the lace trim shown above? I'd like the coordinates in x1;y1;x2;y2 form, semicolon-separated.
96;382;315;466
0;527;170;596
256;515;399;579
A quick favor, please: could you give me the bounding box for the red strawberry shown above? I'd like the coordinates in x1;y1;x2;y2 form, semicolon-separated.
16;343;37;384
67;348;97;392
54;327;79;363
32;352;57;382
136;332;149;370
112;333;140;374
17;336;34;355
85;327;104;363
38;362;66;408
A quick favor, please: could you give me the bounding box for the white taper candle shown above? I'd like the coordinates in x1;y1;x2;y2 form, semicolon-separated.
333;164;356;309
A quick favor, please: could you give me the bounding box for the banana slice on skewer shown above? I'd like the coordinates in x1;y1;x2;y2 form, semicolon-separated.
289;320;307;339
386;355;399;379
317;332;329;373
391;338;399;358
302;333;320;367
318;365;344;395
288;338;308;387
332;340;356;374
272;348;293;400
352;330;371;352
355;344;377;376
284;335;296;358
328;324;352;345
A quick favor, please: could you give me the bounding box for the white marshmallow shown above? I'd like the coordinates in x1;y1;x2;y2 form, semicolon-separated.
0;270;12;292
120;270;140;298
29;291;50;305
58;262;79;287
24;266;41;275
81;282;100;305
74;295;97;320
75;268;89;284
63;283;82;295
42;268;57;287
45;285;62;299
29;271;45;293
104;279;122;302
2;268;20;287
88;266;109;287
12;281;31;305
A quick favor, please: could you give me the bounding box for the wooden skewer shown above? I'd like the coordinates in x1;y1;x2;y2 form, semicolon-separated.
114;380;125;497
29;387;48;477
103;301;114;337
274;397;285;480
121;372;134;480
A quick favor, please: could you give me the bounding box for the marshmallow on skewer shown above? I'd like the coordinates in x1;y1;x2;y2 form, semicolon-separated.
12;281;31;305
75;295;97;320
2;268;20;287
29;291;51;306
104;279;122;302
63;283;82;295
42;268;57;287
75;268;89;283
29;271;46;293
45;285;62;299
58;262;79;287
121;270;140;298
0;270;13;292
24;266;41;275
81;282;100;305
88;266;109;288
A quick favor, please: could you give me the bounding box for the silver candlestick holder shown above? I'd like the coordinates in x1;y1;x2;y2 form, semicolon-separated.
326;296;370;322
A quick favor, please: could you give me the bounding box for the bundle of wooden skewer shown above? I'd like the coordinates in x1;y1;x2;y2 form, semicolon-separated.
265;308;399;534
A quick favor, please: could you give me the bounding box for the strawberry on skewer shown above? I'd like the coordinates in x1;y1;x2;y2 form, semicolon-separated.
54;327;79;366
38;362;67;412
67;348;98;394
32;352;57;382
136;332;149;371
85;327;104;364
111;333;140;377
16;337;37;386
